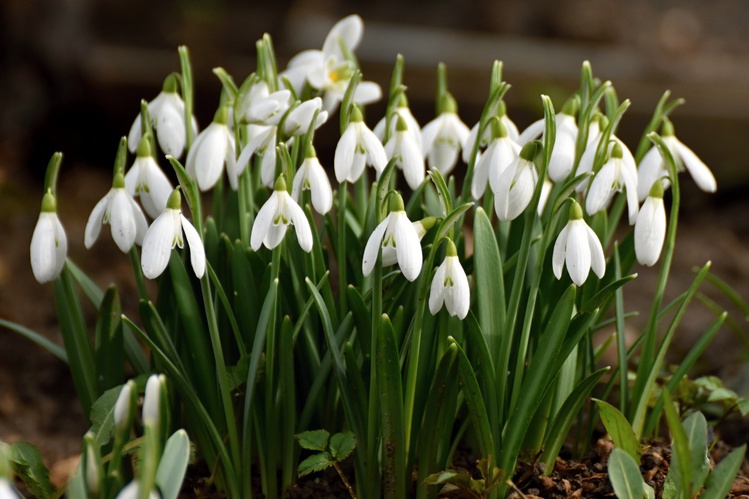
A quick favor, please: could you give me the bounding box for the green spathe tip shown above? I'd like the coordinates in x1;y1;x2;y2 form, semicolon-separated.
213;106;229;125
519;141;539;161
445;238;457;257
611;142;623;159
167;188;182;210
305;145;317;159
569;200;583;220
162;74;178;93
41;190;56;213
397;94;409;108
274;175;287;192
389;192;405;212
112;172;125;189
649;179;665;199
136;136;152;158
438;92;458;115
396;114;409;132
350;104;363;123
561;95;580;117
661;117;675;137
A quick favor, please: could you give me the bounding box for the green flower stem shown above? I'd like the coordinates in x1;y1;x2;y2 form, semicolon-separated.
238;171;250;247
366;254;383;498
178;46;195;150
43;152;63;195
338;185;348;314
128;248;149;302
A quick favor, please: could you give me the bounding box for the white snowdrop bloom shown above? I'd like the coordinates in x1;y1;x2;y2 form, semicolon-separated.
637;119;717;201
335;105;387;182
420;93;470;175
236;124;278;188
362;193;422;281
518;97;579;182
142;374;163;426
574;114;609;193
374;95;422;149
128;74;198;158
115;480;159;499
381;217;434;267
84;439;101;495
141;189;205;279
292;147;333;215
125;137;173;219
384;114;425;190
283;97;329;137
473;118;520;199
552;201;606;286
307;56;382;113
186;107;237;191
635;180;667;267
463;101;519;164
0;478;20;499
493;141;539;221
585;142;639;224
114;382;133;432
538;176;553;216
429;239;470;319
85;173;148;254
251;176;313;253
30;191;67;284
239;80;291;126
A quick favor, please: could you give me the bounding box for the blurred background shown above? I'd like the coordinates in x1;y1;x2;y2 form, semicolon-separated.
2;0;749;485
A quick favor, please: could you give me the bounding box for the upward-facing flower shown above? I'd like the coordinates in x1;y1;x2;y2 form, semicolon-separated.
362;192;422;281
334;105;387;182
421;93;470;175
85;172;148;253
493;141;539;221
251;176;313;253
239;80;291;126
637;118;717;201
128;74;198;158
186;107;237;191
292;147;333;215
635;180;667;267
283;97;329;137
141;188;205;279
30;190;67;284
236;124;278;189
125;137;173;219
585;142;639;224
519;96;579;182
463;100;519;164
472;118;520;199
384;114;425;190
552;201;606;286
429;239;470;319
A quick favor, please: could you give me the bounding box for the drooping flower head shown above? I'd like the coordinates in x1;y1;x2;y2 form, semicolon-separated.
251;176;313;253
585;142;639;224
635;180;667;267
463;100;520;165
421;92;470;175
385;114;425;190
283;97;329;137
574;113;609;193
429;239;470;319
362;192;423;281
236;124;278;189
125;137;173;219
334;104;387;183
238;80;291;126
30;190;67;284
552;200;606;286
128;74;198;158
186;106;237;191
292;146;333;215
493;140;539;221
471;117;520;199
140;188;205;279
374;94;422;149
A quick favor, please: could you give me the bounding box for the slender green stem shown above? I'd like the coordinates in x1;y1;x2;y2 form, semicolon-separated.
366;255;382;497
338;185;348;314
128;248;149;302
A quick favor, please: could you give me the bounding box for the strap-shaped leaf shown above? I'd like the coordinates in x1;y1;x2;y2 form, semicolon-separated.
608;448;644;499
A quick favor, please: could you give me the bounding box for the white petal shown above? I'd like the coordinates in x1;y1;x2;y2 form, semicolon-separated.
353;81;382;105
471;146;491;199
193;124;229;191
420;118;442;156
493;158;517;220
548;130;576;182
260;147;277;188
635;197;666;267
291;165;306;202
673;139;717;193
225;134;238;191
84;193;111;249
621;163;640;225
518;118;545;146
585;224;606;279
185;127;206;180
322;15;363;59
398;134;425;190
361;126;387;173
142;161;173;219
444;257;470;319
373;116;387;142
552;224;569;280
394;213;422;281
308;160;333;214
334;125;357;183
251;192;279;251
585;163;616;217
156;97;187;157
575;137;599;193
429;140;460;175
505;163;535;220
181;215;205;278
566;221;592;286
264;221;288;250
128;115;142;153
0;479;21;499
288;196;313;252
637;147;667;202
110;190;138;253
487;138;518;195
428;262;447;315
362;217;389;276
30;213;66;283
141;210;178;279
463;123;480;164
502;115;520;142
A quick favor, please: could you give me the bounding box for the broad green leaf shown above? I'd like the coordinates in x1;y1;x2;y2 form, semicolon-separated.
608;448;644;499
682;411;709;491
297;452;334;476
594;399;640;464
702;444;746;499
329;432;356;461
296;430;330;452
473;207;505;357
10;442;54;499
453;339;494;460
156;430;192;499
90;384;124;447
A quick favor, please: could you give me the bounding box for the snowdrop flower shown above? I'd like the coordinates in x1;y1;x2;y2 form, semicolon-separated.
236;124;278;188
251;176;313;253
85;173;148;253
585;142;639;224
635;180;667;267
83;436;101;495
128;74;198;158
494;141;539;221
463;100;519;164
307;56;382;113
538;176;553;216
115;480;159;499
239;80;290;126
0;478;20;499
552;201;606;286
362;192;422;281
637;118;717;201
574;114;609;193
429;239;470;319
292;147;333;215
385;114;425;190
30;191;67;284
125;137;173;219
186;107;237;191
374;95;422;149
141;188;205;279
421;93;470;175
114;381;135;433
472;118;520;199
334;105;387;182
519;96;579;182
283;97;329;137
142;374;164;426
381;216;435;267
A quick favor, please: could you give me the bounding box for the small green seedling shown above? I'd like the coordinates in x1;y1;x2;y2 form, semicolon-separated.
296;430;357;498
423;456;505;499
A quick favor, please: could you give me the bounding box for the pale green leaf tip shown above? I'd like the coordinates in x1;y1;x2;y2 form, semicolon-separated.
611;142;623;159
561;95;580;116
396;114;408;132
305;145;317;159
438;92;457;115
519;141;539;161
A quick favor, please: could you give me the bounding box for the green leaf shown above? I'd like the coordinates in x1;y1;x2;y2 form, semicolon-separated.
682;411;709;491
156;430;192;499
453;339;494;460
702;444;746;499
663;391;692;499
0;319;67;363
473;207;505;358
329;432;356;461
296;430;330;452
594;399;641;464
378;315;406;499
90;384;124;447
608;448;644;499
94;286;124;394
10;442;54;499
297;452;335;477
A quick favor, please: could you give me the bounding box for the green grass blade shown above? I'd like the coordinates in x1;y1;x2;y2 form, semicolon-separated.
0;319;67;363
452;339;494;460
378;315;406;499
